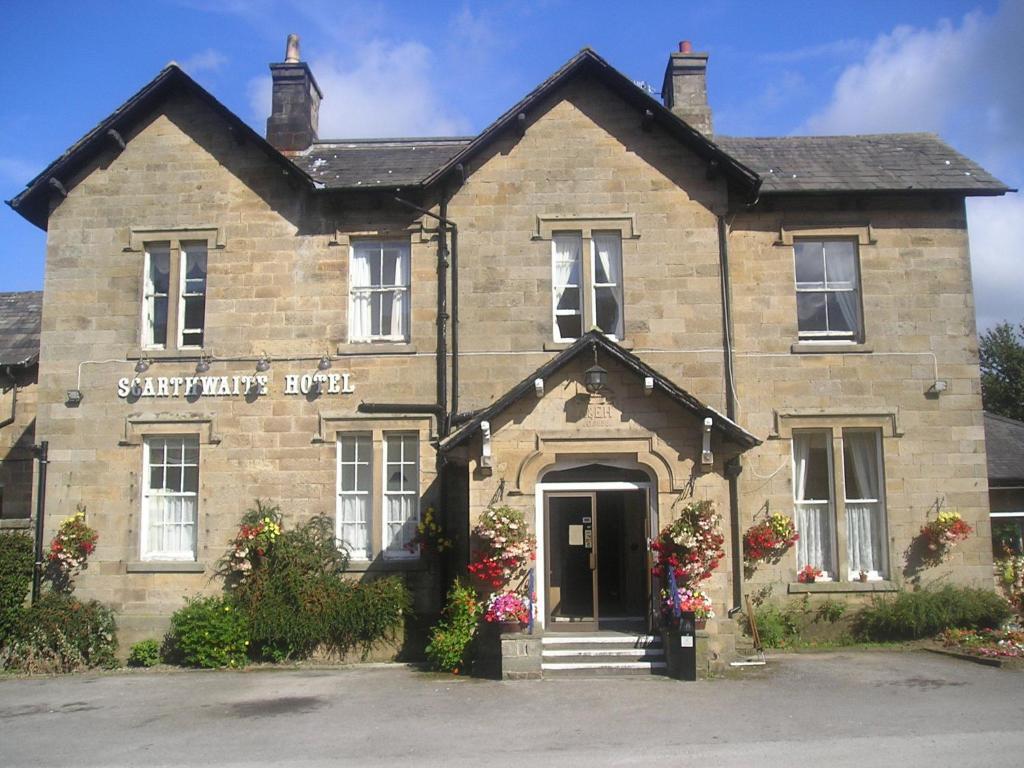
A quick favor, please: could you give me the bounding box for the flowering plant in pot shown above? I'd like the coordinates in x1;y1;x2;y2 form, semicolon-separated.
797;564;823;583
743;513;799;566
45;505;99;593
225;503;282;585
467;506;536;589
660;586;715;626
920;510;973;564
651;499;725;588
405;506;453;556
483;592;531;628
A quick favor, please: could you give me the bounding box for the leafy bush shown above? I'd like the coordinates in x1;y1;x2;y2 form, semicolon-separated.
1;592;118;673
128;639;161;668
0;531;34;645
229;509;408;661
748;602;802;648
854;585;1012;641
425;580;481;673
816;599;847;624
169;596;249;668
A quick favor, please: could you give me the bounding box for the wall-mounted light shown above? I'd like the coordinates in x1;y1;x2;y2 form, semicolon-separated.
255;354;271;373
134;357;151;374
643;376;654;396
583;344;608;394
927;379;948;396
534;378;544;398
65;389;83;406
195;355;211;374
318;354;332;371
701;417;714;465
480;420;493;473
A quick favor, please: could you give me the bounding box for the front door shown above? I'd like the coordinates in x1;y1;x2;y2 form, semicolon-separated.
546;490;647;631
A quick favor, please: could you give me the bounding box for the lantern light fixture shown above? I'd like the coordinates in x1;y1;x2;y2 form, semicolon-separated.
195;355;211;374
318;354;332;371
255;354;271;373
134;357;151;374
583;344;608;394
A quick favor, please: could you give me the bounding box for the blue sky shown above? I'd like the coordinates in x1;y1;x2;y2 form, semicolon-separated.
2;0;1020;330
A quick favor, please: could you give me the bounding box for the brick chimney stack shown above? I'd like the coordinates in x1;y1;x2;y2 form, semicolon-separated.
662;40;712;136
266;34;322;152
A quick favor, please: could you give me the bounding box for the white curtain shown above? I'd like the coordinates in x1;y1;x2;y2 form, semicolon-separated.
845;432;884;576
825;241;860;335
552;235;581;338
340;495;369;560
385;495;416;554
148;495;196;558
794;434;832;574
389;249;407;339
592;233;623;337
349;247;372;341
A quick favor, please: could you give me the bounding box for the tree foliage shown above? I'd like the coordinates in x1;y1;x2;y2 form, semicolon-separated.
980;321;1024;421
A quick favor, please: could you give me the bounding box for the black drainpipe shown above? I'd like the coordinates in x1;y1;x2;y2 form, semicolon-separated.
450;222;460;419
718;214;744;618
31;440;49;604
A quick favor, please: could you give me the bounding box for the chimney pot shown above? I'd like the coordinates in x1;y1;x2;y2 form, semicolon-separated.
679;40;692;53
285;33;301;63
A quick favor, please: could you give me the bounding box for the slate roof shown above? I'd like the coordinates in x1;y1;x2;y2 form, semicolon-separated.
0;291;43;368
985;412;1024;486
440;330;761;452
715;134;1011;195
294;138;471;188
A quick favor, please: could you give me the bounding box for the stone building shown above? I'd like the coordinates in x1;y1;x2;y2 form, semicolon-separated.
7;38;1012;671
986;412;1024;555
0;291;41;527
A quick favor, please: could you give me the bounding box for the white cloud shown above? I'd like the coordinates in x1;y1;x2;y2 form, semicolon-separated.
182;48;228;75
803;1;1024;332
249;40;469;139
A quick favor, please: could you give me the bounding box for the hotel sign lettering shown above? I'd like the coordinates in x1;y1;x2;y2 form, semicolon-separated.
117;373;355;399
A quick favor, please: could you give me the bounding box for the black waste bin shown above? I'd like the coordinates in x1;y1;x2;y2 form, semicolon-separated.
662;611;697;681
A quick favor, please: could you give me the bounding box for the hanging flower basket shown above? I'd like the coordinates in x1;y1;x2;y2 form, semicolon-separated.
743;513;799;566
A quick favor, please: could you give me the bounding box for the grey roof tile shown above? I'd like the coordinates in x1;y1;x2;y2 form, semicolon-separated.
293;138;472;188
986;412;1024;485
0;291;42;367
716;133;1010;194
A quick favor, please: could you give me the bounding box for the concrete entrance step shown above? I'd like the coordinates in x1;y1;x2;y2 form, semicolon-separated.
541;633;666;677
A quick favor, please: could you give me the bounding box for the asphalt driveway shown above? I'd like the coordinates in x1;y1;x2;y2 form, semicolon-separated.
1;650;1022;767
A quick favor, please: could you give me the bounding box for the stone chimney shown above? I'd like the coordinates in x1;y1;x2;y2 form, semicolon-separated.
266;34;322;152
662;40;712;136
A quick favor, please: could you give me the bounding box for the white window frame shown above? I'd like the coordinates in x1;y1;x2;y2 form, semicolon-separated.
383;432;419;560
336;433;372;561
794;238;863;341
177;240;208;350
348;239;411;343
590;231;624;340
840;428;889;580
551;232;584;343
141;435;199;561
142;242;171;350
141;238;209;351
792;429;837;580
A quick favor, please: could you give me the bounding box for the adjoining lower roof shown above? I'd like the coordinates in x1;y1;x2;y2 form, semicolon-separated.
716;134;1012;196
985;412;1024;486
293;137;471;188
440;331;760;452
0;291;43;368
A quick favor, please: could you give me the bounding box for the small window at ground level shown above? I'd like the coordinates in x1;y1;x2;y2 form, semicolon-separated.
142;435;199;561
993;516;1024;557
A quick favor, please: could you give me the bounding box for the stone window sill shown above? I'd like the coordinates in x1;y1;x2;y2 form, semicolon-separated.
787;580;897;594
791;342;872;355
0;518;32;529
336;343;418;356
345;558;425;573
544;339;633;352
125;561;206;574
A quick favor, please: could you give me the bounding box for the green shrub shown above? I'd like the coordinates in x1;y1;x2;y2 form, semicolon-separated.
169;596;249;668
1;592;118;673
816;599;847;624
0;531;35;645
425;580;481;672
128;639;161;668
329;576;411;657
854;585;1012;641
748;603;802;648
